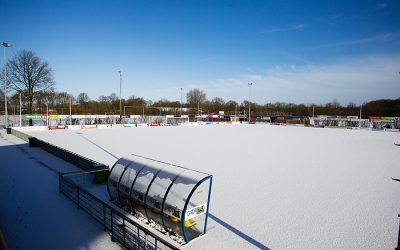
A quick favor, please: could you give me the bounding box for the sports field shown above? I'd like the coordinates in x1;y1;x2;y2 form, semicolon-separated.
25;124;400;249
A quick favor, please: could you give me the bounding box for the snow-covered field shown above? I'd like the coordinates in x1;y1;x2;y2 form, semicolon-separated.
7;125;400;249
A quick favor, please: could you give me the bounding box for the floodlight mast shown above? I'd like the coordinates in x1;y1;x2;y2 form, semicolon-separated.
248;83;253;122
46;102;49;126
2;42;12;128
118;70;122;121
180;87;183;116
69;95;72;125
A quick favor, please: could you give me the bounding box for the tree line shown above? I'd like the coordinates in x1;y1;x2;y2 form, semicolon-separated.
1;50;399;118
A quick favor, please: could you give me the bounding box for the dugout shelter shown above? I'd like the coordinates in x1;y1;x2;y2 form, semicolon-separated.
107;154;213;243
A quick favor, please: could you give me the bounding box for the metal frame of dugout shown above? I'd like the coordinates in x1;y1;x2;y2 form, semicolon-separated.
107;154;213;243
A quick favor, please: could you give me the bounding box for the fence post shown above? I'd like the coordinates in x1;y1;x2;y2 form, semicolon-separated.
103;205;107;232
136;226;140;247
122;218;126;244
144;231;147;249
110;211;114;242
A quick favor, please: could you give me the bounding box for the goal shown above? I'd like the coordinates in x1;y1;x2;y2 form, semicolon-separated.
165;115;190;125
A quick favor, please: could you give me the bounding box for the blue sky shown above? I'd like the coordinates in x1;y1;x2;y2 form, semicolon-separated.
1;0;399;105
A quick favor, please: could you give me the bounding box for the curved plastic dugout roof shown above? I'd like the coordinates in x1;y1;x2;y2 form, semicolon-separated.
107;154;213;243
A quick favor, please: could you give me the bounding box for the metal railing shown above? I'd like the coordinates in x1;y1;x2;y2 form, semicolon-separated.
59;170;179;250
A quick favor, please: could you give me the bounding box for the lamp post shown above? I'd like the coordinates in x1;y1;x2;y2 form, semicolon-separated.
180;88;183;116
118;70;122;121
248;82;253;122
2;42;12;128
312;105;315;117
69;95;72;125
359;104;362;129
46;102;49;126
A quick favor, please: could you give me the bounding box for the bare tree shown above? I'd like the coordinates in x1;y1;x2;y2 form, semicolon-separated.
1;50;55;113
0;89;3;110
77;92;90;105
53;91;71;114
108;93;118;103
186;88;206;107
226;100;238;114
347;101;356;108
211;97;225;112
34;90;56;113
98;95;108;103
56;92;71;105
127;95;146;106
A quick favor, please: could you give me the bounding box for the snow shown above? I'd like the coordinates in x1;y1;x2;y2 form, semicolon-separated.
0;129;121;250
4;124;400;249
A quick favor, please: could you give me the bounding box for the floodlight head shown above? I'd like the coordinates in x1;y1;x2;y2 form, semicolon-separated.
2;42;12;47
248;82;253;86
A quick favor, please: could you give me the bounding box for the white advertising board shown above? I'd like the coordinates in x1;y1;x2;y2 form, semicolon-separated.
185;203;207;220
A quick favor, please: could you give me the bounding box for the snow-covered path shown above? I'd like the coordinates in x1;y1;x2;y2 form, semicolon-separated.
0;129;121;250
20;125;400;249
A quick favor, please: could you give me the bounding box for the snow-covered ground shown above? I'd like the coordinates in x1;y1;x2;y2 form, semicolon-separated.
7;125;400;249
0;129;121;250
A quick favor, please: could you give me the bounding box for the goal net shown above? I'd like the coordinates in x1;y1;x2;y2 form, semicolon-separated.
165;115;190;125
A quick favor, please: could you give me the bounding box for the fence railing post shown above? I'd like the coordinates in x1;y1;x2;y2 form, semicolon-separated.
110;211;114;241
137;226;140;247
103;205;107;232
122;218;125;244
